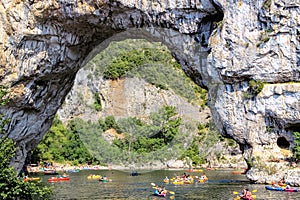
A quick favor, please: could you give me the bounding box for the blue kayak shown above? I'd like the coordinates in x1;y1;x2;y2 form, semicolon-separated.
265;186;284;191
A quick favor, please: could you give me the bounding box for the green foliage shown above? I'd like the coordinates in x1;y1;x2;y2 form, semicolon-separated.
86;39;208;106
263;0;272;10
93;92;102;111
31;116;97;165
104;115;121;132
292;132;300;161
113;106;182;153
181;121;232;167
181;139;205;165
249;80;264;94
0;139;53;199
0;85;52;199
0;85;9;106
243;80;264;99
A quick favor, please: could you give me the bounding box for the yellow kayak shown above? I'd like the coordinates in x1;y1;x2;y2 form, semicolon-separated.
184;180;194;184
172;181;184;185
198;179;208;183
24;177;41;182
87;175;102;179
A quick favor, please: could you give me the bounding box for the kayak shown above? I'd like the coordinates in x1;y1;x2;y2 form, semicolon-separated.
44;169;58;175
172;181;184;185
131;172;139;176
198;178;208;183
278;183;286;187
154;190;166;197
284;188;299;192
265;186;284;191
99;178;111;182
234;195;256;200
67;169;80;173
187;169;203;172
184;180;194;184
231;171;245;174
87;175;102;179
48;176;70;182
24;177;40;182
163;179;169;183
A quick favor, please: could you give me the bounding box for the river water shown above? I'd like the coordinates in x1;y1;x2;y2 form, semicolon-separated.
39;169;300;200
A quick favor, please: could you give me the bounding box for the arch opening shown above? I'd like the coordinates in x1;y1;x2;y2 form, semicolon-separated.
54;34;212;168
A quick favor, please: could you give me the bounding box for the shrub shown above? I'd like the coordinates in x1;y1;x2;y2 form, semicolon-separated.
292;132;300;161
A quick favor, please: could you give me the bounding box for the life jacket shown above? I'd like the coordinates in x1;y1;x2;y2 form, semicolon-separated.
245;191;252;198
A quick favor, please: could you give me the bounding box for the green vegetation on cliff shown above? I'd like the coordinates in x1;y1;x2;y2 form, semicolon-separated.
293;132;300;161
181;121;237;166
0;86;52;199
86;39;207;106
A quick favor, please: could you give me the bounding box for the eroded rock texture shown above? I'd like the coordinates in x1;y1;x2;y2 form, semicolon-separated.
0;0;299;184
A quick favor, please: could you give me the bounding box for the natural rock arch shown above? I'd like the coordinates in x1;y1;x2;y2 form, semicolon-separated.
0;0;221;172
1;0;300;185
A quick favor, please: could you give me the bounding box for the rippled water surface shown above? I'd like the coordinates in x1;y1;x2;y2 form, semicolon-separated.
38;169;300;200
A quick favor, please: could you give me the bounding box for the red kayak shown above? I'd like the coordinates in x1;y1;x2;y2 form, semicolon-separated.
284;188;299;192
48;176;70;182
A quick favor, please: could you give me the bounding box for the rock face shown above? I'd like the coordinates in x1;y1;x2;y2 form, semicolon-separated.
57;67;210;124
0;0;299;183
207;0;300;184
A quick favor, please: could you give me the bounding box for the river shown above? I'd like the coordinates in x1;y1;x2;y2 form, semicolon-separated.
38;169;300;199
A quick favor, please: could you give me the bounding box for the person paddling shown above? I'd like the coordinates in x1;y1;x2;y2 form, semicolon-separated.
240;188;252;200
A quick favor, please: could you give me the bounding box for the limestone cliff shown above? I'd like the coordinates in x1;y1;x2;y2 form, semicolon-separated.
0;0;299;184
57;68;210;125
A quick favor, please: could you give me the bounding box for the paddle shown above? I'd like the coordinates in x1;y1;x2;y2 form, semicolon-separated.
151;183;175;195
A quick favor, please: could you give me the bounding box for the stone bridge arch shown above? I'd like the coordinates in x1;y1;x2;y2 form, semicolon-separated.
1;0;300;185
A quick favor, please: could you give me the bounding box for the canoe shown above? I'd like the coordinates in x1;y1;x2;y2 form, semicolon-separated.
265;186;284;191
87;175;102;179
48;176;70;182
24;177;40;182
154;190;167;197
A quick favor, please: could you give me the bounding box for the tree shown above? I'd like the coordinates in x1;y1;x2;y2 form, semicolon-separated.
0;85;52;199
292;132;300;161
